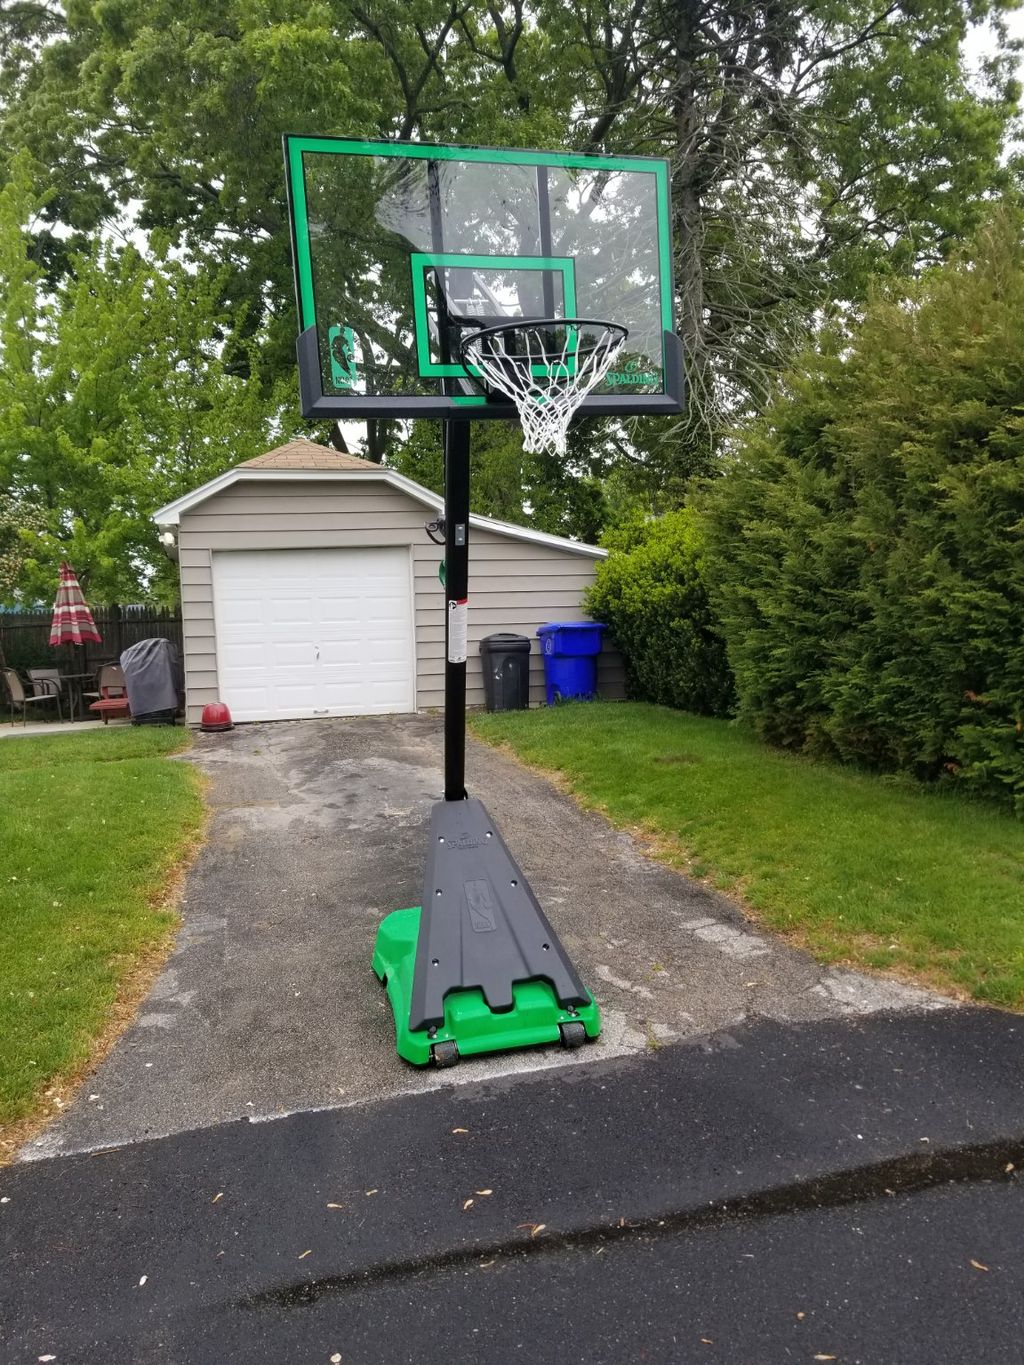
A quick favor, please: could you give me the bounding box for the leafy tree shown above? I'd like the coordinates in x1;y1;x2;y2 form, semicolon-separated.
0;1;565;394
700;205;1024;811
538;0;1022;461
387;417;612;541
0;154;289;606
1;1;1020;498
0;490;47;604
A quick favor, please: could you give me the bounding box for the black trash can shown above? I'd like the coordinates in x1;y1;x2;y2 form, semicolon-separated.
479;633;531;712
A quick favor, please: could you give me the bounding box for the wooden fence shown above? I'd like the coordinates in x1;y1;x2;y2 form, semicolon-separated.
0;606;184;675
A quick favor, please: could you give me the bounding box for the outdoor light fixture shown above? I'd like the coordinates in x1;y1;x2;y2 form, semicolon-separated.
158;529;179;562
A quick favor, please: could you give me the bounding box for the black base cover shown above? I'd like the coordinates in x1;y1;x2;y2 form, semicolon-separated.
409;798;590;1031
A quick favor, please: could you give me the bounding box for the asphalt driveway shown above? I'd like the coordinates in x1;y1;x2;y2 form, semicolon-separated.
20;714;944;1160
5;1008;1024;1364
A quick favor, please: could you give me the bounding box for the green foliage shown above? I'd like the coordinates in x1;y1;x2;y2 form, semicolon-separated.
387;420;527;524
387;418;614;543
0;0;568;388
0;493;46;604
585;509;734;716
1;0;1019;509
0;153;290;605
0;728;200;1130
701;206;1024;811
470;702;1024;1008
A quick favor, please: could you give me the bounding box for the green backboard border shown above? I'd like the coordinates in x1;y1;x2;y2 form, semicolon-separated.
409;252;578;378
284;134;684;420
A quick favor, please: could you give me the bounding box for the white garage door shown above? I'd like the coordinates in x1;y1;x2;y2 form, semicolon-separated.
212;547;416;722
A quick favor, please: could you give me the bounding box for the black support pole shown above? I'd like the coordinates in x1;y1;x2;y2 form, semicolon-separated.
443;418;471;801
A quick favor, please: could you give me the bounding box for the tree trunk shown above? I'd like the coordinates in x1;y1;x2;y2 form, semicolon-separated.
366;419;385;464
328;422;350;454
672;0;710;434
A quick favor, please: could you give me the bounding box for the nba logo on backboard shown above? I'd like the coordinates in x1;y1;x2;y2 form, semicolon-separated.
328;324;359;390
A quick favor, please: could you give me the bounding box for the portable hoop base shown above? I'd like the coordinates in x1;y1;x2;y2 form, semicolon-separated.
373;798;600;1067
374;909;600;1066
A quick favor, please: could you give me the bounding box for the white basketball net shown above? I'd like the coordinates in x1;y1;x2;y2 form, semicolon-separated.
459;321;628;456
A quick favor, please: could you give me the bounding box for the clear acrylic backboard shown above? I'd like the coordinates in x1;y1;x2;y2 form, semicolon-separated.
284;135;683;422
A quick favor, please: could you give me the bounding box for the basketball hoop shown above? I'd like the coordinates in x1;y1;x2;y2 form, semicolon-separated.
458;318;628;456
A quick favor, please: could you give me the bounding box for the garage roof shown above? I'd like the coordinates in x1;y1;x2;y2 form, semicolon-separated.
239;440;377;471
153;439;606;560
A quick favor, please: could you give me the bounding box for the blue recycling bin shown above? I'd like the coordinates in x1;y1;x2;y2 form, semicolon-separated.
536;622;607;704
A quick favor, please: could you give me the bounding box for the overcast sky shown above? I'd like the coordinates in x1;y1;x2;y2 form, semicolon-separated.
964;9;1024;77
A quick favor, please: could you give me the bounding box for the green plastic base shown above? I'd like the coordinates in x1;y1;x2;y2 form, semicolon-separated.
372;906;601;1066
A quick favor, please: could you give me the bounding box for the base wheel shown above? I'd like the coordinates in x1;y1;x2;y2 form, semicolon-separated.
431;1040;459;1068
559;1020;587;1049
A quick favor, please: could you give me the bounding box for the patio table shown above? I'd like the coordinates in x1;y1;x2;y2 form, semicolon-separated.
59;671;98;722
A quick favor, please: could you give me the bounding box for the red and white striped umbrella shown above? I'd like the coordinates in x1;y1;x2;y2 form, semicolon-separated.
49;562;102;647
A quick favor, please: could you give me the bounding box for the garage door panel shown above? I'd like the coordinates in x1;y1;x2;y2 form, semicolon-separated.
217;598;265;625
319;678;411;710
270;642;317;668
316;602;363;628
272;683;319;712
218;641;271;670
317;635;407;665
219;662;318;696
366;580;412;601
317;681;369;708
223;684;270;714
364;637;410;664
266;591;316;613
267;597;315;624
317;642;359;666
227;681;319;715
213;548;415;723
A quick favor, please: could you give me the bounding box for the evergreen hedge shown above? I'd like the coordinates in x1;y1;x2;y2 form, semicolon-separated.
700;209;1024;811
585;509;735;716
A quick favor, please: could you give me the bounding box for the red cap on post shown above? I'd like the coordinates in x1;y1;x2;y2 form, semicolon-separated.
200;702;233;732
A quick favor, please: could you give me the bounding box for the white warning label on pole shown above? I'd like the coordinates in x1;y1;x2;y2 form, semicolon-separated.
447;598;468;664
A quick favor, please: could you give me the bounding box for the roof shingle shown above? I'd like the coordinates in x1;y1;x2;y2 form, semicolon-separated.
239;439;378;472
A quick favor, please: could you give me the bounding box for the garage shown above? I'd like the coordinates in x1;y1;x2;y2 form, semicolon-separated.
153;438;624;725
212;546;416;723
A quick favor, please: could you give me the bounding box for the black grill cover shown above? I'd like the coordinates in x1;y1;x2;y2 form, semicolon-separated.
120;638;181;718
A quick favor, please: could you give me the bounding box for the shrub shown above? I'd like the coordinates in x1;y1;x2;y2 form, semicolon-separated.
701;207;1024;810
585;508;735;716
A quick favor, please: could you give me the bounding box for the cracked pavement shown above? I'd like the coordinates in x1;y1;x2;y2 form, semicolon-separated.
20;714;947;1160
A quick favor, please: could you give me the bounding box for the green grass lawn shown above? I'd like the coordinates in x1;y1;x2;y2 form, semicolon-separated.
470;702;1024;1008
0;728;203;1143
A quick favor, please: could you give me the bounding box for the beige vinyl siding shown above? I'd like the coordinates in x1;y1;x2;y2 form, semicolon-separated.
177;477;624;723
176;544;217;721
414;526;625;709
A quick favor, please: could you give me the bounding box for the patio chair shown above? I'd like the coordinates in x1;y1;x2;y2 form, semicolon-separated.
88;664;131;724
3;668;63;725
28;668;67;707
80;664;111;708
